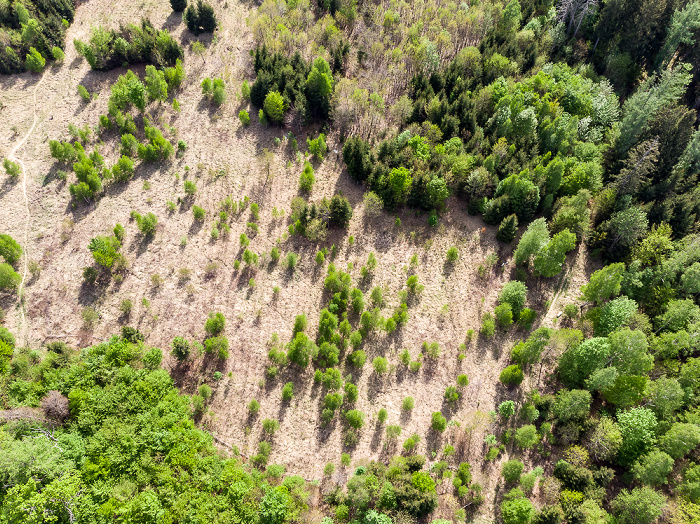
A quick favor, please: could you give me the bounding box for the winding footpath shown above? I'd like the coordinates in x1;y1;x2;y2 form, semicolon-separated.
7;70;47;347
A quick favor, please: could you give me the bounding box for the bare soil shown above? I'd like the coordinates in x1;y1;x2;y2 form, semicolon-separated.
0;1;596;520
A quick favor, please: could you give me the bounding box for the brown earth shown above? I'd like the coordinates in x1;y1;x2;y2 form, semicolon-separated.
0;0;596;521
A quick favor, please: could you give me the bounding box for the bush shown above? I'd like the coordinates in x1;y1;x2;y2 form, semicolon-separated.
499;281;528;318
373;356;389;374
502;459;524;484
51;47;65;62
205;312;225;336
0;234;23;266
239;110;250;126
500;365;524;386
192;206;205;220
403;434;420;452
402;397;415;410
348;350;366;368
481;313;496;337
263;91;285;124
172;337;190;360
446;246;459;262
457;374;469;387
281;382;294;401
78;85;91;102
431;412;447;432
205;336;229;359
26;47;46;72
495;303;514;328
363;191;384;218
184;180;197;196
307;134;328;160
498;400;515;418
3;159;21;178
345;409;365;429
0;264;21;291
263;418;280;434
132;212;158;235
515;425;540;449
285;252;298;269
299;162;314;192
248;399;260;414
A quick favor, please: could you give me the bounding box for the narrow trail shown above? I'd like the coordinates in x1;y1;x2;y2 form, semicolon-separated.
7;69;48;347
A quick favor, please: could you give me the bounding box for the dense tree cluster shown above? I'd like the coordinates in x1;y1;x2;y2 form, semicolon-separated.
0;0;75;74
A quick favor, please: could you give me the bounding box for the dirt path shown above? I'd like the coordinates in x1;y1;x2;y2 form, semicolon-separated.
7;70;47;347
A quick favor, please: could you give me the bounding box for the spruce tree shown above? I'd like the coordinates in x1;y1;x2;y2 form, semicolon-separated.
497;214;518;243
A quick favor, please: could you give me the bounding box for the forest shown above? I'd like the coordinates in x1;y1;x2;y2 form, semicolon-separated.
1;0;700;523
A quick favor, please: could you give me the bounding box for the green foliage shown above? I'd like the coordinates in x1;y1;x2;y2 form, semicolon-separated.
617;407;658;466
171;336;190;361
0;234;23;266
204;311;225;336
431;412;447;432
184;0;218;35
499;365;523;386
514;218;549;265
533;229;576;277
502;459;524;484
281;382;294;401
345;409;365;429
499;280;527;318
3;158;21;178
307;134;328;160
611;487;667;524
497;214;518;243
495;303;514;328
402;397;415;411
204;336;229;359
263;91;285;124
552;389;591;423
299;162;314;192
499;400;515;418
0;263;21;291
192;205;205;221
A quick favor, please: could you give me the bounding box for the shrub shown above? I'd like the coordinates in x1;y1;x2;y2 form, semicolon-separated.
263;418;280;435
0;264;21;291
377;408;388;424
192;206;205;220
26;47;46;72
499;281;528;318
611;487;666;524
348;350;366;368
205;312;225;336
281;382;294;401
293;314;308;334
445;246;459;263
239;110;251;126
51;47;65;62
500;365;524;386
285;252;298;269
315;251;325;265
3;159;21;178
263;91;285;124
307;134;328;160
172;337;190;360
345;409;365;429
480;313;496;337
248;399;260;414
0;234;23;266
431;412;447;432
363;191;384;218
502;459;524;484
499;400;515;418
299;162;314;192
372;357;388;374
205;336;229;359
495;303;514;328
515;425;540;449
403;434;420;452
402;397;415;410
564;304;578;319
457;374;469;387
184;180;197;196
78;85;91;102
132;212;158;235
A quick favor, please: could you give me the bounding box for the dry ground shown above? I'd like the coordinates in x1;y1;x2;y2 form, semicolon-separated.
0;0;596;521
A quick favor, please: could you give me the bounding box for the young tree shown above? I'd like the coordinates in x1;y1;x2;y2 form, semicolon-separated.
632;450;674;486
514;218;549;265
552;389;592;423
0;234;23;266
497;214;518;243
170;0;187;11
502;459;524;484
533;229;577;278
580;263;625;304
617;407;658;466
263;91;285;124
499;281;527;318
145;65;168;102
660;423;700;459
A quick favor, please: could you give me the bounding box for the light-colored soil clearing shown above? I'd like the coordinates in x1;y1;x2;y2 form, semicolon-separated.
0;0;595;520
